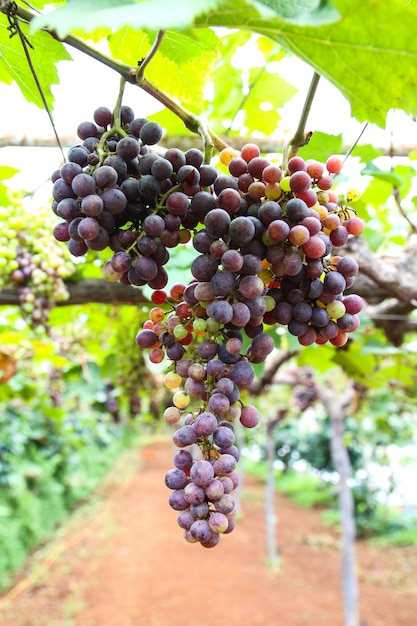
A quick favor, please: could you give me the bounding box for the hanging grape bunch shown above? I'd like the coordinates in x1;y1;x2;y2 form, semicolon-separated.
51;103;364;547
0;204;75;329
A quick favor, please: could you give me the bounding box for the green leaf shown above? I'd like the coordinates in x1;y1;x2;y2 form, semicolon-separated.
30;0;227;38
0;14;71;110
300;131;343;162
352;144;384;164
108;27;220;110
240;66;296;135
361;162;403;187
256;0;339;25
195;0;417;125
158;29;220;66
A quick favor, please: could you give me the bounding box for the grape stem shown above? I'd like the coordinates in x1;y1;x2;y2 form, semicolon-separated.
281;71;321;171
94;77;129;165
136;29;166;83
8;4;229;156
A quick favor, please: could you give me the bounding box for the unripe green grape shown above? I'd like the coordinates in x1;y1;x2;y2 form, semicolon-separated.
173;324;189;340
173;391;191;409
326;300;346;320
193;318;207;333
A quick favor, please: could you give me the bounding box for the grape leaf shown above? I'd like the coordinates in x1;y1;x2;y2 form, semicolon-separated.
299;131;343;162
256;0;339;25
30;0;233;38
0;13;71;109
361;163;403;188
195;0;417;126
107;28;220;110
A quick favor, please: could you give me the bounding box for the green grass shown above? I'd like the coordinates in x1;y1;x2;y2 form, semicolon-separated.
0;426;150;592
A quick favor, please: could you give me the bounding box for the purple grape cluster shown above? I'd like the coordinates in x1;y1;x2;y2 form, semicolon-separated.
51;104;212;291
50;105;367;545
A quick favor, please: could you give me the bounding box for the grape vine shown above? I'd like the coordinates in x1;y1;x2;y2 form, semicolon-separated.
50;101;365;547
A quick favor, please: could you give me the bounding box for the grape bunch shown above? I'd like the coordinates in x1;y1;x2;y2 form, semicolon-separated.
0;204;75;329
50;103;366;545
136;282;271;546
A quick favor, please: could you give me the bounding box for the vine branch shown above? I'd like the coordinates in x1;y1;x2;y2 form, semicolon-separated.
136;29;165;82
6;3;229;157
282;71;320;170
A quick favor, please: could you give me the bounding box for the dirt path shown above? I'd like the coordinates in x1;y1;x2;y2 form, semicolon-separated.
1;439;416;626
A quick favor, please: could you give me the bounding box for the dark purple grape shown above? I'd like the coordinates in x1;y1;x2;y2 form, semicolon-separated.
164;148;186;172
190;460;215;487
199;164;218;186
274;301;293;325
285;197;309;222
207;300;234;324
129;117;148;137
151;157;174;180
68;146;89;167
143;214;165;237
119;178;139;202
337;257;359;277
68;238;88;256
231;360;255;387
184;482;206;506
116;136;140;160
56;198;81;220
60;161;82;184
94;106;112;127
214;175;238;195
121;105;135;125
103;155;128;182
241;254;262;276
174;449;193;471
134;256;158;281
221;249;243;272
231;302;251;327
213;426;235;449
191;191;216;220
138;175;160;200
77;216;100;240
53;221;70;242
193;230;215;254
191;254;218;281
140;121;163;145
185;148;204;168
53;178;78;202
168;489;189;511
208;393;230;414
206;359;224;378
86;225;110;251
210;271;235;296
218;188;241;215
324;271;346;294
81;194;103;217
101;188;127;214
93;165;118;189
177;510;195;530
238;275;265;299
165;468;188;490
258;201;282;225
228;216;255;244
190;519;213;542
174;425;198;447
77;121;99;140
311;306;330;327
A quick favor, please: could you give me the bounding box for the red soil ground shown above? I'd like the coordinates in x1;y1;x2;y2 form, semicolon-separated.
0;438;416;626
